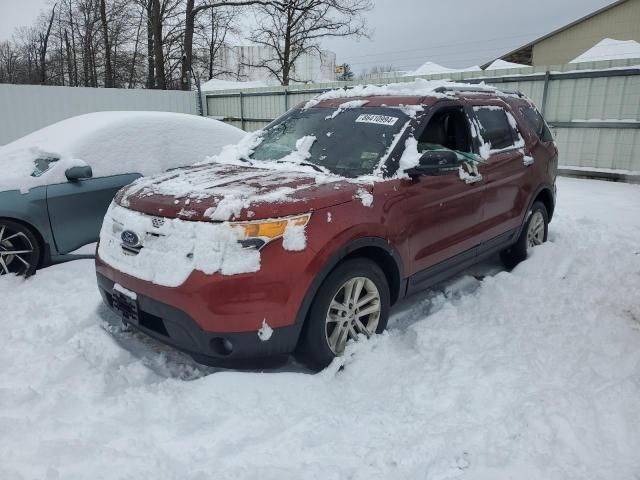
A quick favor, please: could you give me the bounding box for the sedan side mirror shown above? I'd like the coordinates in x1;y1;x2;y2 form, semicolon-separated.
407;150;459;177
65;165;93;181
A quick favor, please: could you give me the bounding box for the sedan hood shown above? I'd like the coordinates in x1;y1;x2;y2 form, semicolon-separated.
116;163;368;222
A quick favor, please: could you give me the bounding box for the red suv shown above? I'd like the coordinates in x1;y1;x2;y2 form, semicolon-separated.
96;82;557;370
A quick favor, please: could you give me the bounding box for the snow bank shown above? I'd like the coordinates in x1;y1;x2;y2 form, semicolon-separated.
0;112;245;193
570;38;640;63
485;59;531;70
405;61;481;77
2;178;640;479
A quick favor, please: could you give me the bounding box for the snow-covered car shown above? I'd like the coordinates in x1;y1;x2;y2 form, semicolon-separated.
0;111;245;276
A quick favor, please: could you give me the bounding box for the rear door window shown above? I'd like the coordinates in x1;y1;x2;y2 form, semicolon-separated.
473;106;516;150
520;105;553;142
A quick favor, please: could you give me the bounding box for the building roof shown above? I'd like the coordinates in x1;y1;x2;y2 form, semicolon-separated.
480;0;629;68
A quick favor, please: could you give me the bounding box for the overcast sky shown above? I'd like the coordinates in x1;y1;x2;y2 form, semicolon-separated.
0;0;614;72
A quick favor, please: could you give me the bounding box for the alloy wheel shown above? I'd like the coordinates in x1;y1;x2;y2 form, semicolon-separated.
526;211;545;250
325;276;381;355
0;224;36;276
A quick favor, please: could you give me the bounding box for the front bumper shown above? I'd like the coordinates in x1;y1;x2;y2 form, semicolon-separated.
97;273;302;367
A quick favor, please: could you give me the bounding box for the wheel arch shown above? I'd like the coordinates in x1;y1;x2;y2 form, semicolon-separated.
295;237;405;328
533;186;555;222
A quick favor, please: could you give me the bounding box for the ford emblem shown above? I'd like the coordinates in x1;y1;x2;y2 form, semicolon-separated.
121;230;141;247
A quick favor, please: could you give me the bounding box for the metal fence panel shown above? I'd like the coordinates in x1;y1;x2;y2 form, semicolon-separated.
554;127;640;171
0;84;198;145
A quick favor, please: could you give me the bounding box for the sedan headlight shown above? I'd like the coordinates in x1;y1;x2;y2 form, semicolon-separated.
233;213;311;250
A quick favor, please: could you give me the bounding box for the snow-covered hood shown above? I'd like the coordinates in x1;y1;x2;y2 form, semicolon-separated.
115;163;367;222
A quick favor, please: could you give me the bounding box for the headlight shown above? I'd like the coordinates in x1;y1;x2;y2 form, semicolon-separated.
233;213;311;250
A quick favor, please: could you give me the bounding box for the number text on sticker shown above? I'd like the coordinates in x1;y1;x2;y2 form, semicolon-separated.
355;114;399;126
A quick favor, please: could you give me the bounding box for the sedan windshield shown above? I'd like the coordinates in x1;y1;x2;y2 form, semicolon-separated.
249;107;411;178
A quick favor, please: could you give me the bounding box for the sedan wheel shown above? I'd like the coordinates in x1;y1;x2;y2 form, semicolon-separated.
325;277;382;355
0;222;40;276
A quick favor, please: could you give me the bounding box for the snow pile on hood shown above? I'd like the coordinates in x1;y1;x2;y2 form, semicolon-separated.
570;38;640;63
0;111;245;193
98;203;260;286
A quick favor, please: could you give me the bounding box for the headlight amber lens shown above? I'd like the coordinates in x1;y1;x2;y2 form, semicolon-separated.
234;214;311;247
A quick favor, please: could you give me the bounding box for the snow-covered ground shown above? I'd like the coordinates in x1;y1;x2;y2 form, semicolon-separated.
1;177;639;480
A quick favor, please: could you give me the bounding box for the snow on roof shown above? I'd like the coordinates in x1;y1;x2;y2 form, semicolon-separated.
570;38;640;63
404;61;482;77
0;111;245;193
305;79;512;108
200;78;271;91
485;59;531;70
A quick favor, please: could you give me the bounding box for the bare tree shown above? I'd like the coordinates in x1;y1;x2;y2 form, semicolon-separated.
248;0;371;86
0;41;20;83
39;5;57;84
99;0;114;86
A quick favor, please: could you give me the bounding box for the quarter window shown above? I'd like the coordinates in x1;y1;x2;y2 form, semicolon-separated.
473;106;515;151
520;106;553;142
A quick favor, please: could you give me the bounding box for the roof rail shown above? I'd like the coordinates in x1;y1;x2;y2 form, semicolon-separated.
434;85;524;97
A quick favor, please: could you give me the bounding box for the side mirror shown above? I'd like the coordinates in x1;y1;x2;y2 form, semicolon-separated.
407;150;459;177
65;165;93;181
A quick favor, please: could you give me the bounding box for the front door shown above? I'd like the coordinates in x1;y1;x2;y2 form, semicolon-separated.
46;173;140;253
401;103;486;283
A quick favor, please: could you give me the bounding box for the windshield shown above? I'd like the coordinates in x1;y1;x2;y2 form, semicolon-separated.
249;107;411;178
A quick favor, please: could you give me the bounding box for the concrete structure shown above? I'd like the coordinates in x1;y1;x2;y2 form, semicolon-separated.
212;46;336;84
483;0;640;67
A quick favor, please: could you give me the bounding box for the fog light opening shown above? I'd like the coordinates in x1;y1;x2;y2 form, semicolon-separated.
210;337;233;356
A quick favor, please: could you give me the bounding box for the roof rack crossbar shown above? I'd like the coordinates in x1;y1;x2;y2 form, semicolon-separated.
434;85;524;97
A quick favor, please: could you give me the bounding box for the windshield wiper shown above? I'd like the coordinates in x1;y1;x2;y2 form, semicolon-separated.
274;159;330;174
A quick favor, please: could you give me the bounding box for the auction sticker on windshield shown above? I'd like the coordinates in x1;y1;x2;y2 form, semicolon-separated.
355;114;399;126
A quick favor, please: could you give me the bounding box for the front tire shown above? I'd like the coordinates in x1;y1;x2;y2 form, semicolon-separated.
500;201;548;269
0;220;41;277
296;258;390;371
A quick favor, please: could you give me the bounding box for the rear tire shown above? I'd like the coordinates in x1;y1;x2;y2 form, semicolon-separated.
500;201;548;269
0;219;41;277
296;258;390;371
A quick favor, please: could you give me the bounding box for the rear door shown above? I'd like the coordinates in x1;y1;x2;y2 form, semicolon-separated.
46;173;140;254
472;104;532;241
